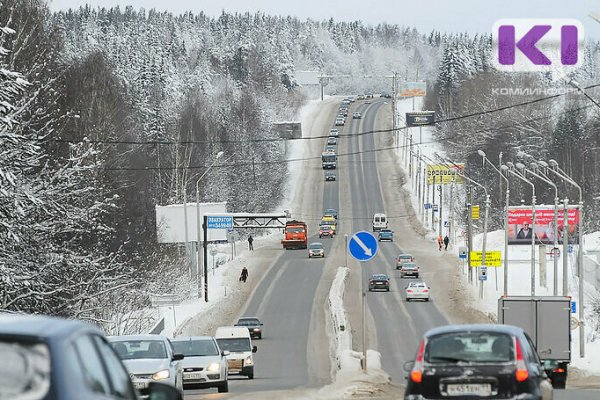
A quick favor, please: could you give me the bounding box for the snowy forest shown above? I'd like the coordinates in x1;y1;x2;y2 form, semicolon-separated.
1;0;599;331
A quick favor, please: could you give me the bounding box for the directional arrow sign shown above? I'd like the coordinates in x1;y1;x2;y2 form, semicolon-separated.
348;231;378;262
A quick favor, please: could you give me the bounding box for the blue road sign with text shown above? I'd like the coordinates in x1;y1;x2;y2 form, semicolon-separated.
207;216;233;229
348;231;378;262
571;301;576;314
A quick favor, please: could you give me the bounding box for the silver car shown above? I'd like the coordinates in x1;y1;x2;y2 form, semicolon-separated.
308;242;325;258
109;334;184;397
171;336;229;392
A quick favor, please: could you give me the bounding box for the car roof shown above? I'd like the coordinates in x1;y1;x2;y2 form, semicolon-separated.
0;314;103;339
171;336;214;342
108;334;169;342
424;324;526;338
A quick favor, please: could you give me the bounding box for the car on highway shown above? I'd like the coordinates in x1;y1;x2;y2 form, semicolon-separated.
324;208;338;219
0;314;182;400
353;112;361;119
319;224;335;238
335;117;345;126
214;326;257;380
380;91;391;98
235;317;264;339
543;359;567;389
403;324;554;400
327;136;337;145
378;229;393;241
170;336;229;392
321;215;337;231
366;93;374;99
365;99;372;104
405;281;430;301
109;334;185;396
329;128;339;137
372;213;388;231
341;99;351;106
368;274;390;292
308;242;325;258
396;253;415;269
325;171;336;181
357;94;365;100
339;108;349;116
346;96;355;102
400;262;420;278
325;144;336;152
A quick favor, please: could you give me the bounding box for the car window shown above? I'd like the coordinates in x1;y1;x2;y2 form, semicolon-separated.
216;338;251;352
73;335;112;395
92;336;137;399
0;340;51;400
172;339;219;356
110;340;168;360
426;332;514;363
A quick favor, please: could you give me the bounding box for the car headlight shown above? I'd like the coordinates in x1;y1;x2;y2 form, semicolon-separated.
207;362;221;373
152;369;170;381
245;356;254;366
253;328;261;332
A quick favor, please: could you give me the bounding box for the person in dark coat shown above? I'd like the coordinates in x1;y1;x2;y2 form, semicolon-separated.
248;235;254;251
239;267;248;283
444;235;450;250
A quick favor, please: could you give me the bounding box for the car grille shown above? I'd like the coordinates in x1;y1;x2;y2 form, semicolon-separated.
132;374;152;380
184;367;204;372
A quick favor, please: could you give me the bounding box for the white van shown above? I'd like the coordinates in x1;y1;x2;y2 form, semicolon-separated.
215;326;257;379
372;213;388;231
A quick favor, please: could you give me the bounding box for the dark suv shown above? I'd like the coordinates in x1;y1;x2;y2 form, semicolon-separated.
235;317;263;339
404;324;553;400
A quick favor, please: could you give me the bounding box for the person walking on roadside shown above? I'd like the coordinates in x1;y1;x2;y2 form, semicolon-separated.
239;266;248;283
444;235;450;251
437;235;443;251
248;235;254;251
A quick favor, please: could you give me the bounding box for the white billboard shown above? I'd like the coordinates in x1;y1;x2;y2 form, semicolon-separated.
295;70;320;85
156;202;228;244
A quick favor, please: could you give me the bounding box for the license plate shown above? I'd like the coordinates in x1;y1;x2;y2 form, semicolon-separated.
133;381;148;390
184;372;203;380
446;383;491;396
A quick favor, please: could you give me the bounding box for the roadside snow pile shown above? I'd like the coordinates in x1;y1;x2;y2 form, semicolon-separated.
328;267;356;370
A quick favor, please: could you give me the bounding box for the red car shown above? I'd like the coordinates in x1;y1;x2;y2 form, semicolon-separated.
319;224;335;238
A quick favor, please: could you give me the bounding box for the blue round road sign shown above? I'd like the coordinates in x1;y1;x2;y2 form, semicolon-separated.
348;231;378;262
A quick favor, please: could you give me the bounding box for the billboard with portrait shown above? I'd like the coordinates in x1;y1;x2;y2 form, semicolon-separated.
507;206;580;245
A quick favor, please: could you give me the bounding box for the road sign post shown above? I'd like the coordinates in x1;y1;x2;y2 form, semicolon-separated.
347;231;378;374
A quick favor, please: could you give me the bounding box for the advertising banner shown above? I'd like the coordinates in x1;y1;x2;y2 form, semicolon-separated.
399;82;427;97
507;206;580;245
426;163;465;185
406;111;435;127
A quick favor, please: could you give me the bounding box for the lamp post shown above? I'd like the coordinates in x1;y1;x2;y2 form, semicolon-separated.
478;150;510;295
196;151;224;301
501;163;536;296
527;161;560;296
547;159;585;358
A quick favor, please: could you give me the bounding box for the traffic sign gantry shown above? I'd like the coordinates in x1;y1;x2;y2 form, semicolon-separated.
348;231;378;262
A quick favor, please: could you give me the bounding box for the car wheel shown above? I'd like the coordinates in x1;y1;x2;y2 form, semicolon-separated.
425;298;430;302
218;381;229;393
386;288;390;292
406;298;411;302
415;274;419;278
248;372;254;380
368;288;372;292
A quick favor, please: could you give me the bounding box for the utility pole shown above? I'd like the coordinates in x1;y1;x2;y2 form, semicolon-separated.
203;215;209;302
480;195;491;299
467;185;473;284
563;199;569;296
438;183;443;237
431;174;436;232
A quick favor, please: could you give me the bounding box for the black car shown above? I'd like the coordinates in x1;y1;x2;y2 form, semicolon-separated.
235;317;263;339
368;274;390;292
404;324;553;400
0;314;182;400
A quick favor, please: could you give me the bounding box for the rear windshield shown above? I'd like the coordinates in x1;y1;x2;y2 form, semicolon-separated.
426;332;514;364
0;340;51;399
172;339;218;357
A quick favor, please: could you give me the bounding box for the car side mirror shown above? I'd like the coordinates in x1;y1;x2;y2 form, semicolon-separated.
148;381;183;400
172;353;184;361
222;350;230;357
260;323;263;326
403;361;415;372
252;346;257;353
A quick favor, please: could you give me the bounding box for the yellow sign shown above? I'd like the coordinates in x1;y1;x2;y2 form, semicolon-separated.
471;205;480;220
426;164;465;185
469;251;502;267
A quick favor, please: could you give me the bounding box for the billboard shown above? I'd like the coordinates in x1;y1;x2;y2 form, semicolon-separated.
156;202;228;244
295;71;320;85
426;163;465;185
399;82;427;97
406;111;435;127
507;206;580;245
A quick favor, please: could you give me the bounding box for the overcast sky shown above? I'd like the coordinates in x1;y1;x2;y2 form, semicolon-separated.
49;0;600;40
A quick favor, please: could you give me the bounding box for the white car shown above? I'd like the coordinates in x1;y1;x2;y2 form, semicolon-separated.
405;281;430;302
335;117;345;126
171;336;229;392
109;334;184;396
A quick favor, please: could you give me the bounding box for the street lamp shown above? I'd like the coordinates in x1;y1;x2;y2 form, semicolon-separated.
478;149;510;295
501;164;536;296
196;151;224;301
546;159;585;358
527;161;560;296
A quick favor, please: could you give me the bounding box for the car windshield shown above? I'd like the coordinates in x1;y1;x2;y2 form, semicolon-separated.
237;318;260;326
287;227;304;233
320;225;331;230
0;340;50;400
399;255;413;260
111;340;167;360
216;338;251;352
425;333;514;364
172;339;219;357
372;275;388;280
309;243;323;249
